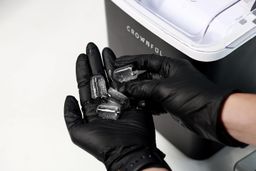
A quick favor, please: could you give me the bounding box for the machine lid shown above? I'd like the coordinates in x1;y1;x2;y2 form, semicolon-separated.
112;0;256;61
136;0;240;41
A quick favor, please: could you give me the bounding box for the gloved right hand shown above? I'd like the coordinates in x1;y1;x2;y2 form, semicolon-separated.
115;54;245;147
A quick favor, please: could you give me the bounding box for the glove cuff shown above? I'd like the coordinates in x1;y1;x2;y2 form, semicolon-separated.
216;119;247;147
181;88;246;147
107;147;171;171
215;90;247;147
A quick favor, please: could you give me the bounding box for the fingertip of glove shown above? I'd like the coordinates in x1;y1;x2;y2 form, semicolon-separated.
86;42;98;54
65;95;77;101
64;96;83;131
64;95;79;113
77;53;87;61
86;42;97;49
102;48;116;62
76;54;89;69
102;47;113;54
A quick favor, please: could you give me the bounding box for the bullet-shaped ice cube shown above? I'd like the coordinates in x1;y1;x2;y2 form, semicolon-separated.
90;75;108;99
113;65;139;83
108;87;129;108
96;101;121;120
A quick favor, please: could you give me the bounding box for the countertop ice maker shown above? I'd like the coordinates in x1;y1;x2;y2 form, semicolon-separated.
105;0;256;168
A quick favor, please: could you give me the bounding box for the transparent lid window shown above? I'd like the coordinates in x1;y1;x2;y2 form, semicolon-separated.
135;0;253;43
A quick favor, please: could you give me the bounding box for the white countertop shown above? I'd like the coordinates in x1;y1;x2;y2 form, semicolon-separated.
0;0;254;170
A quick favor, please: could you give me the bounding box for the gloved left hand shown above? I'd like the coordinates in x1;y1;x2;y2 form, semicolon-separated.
64;43;171;171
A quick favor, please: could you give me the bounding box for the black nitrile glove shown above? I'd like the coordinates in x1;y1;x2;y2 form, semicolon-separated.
115;54;245;147
64;43;171;171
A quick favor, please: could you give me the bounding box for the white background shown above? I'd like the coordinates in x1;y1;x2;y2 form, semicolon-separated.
0;0;107;170
0;0;255;171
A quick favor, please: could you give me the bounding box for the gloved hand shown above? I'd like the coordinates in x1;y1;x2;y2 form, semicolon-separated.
64;43;171;171
115;54;245;147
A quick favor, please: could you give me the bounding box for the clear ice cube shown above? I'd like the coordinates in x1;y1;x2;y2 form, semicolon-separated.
113;65;139;83
96;101;121;120
108;87;129;107
90;75;108;99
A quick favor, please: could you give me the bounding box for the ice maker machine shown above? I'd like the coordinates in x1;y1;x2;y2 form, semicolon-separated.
105;0;256;160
